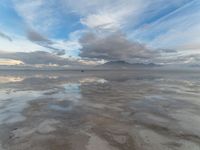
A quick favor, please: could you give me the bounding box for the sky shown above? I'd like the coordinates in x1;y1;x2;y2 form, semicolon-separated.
0;0;200;67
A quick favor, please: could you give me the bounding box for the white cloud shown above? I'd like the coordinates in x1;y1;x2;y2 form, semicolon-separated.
80;13;120;30
0;36;46;53
62;0;148;30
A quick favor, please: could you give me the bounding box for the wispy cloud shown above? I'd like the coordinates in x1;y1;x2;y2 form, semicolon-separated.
64;0;148;31
0;31;12;42
26;28;66;55
133;0;200;50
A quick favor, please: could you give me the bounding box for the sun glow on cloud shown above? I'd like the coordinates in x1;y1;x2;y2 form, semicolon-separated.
0;58;24;66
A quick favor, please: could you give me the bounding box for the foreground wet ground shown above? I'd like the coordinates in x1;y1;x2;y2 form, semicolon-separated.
0;70;200;150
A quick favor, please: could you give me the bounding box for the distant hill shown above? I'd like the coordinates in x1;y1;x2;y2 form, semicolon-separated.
97;60;161;69
189;64;200;68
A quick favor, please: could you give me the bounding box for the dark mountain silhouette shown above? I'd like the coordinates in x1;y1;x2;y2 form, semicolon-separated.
98;60;161;69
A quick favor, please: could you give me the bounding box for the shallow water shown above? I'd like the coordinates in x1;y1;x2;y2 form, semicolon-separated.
0;70;200;150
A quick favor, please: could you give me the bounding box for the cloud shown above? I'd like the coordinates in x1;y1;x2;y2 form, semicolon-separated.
12;0;80;35
64;0;148;31
7;0;200;65
0;36;45;53
0;51;76;66
12;0;59;31
0;58;23;65
79;31;155;63
0;50;104;67
80;13;120;31
26;28;52;44
63;0;192;32
133;0;200;50
153;49;200;65
42;45;66;56
26;28;66;55
0;31;12;42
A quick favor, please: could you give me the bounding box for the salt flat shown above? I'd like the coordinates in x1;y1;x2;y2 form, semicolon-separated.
0;70;200;150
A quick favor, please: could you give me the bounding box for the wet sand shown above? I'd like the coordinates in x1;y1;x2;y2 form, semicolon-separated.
0;70;200;150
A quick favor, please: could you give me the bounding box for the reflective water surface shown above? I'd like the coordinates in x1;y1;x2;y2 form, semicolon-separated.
0;70;200;150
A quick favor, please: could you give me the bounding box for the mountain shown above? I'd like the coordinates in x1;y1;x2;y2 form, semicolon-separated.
97;60;161;69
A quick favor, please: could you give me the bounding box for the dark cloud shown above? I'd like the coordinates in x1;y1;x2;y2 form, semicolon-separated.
26;29;52;44
42;45;66;56
0;51;78;66
26;28;65;55
158;49;177;53
79;31;156;63
0;31;12;42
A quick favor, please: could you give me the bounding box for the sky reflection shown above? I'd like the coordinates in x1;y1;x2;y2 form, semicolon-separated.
0;71;200;150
